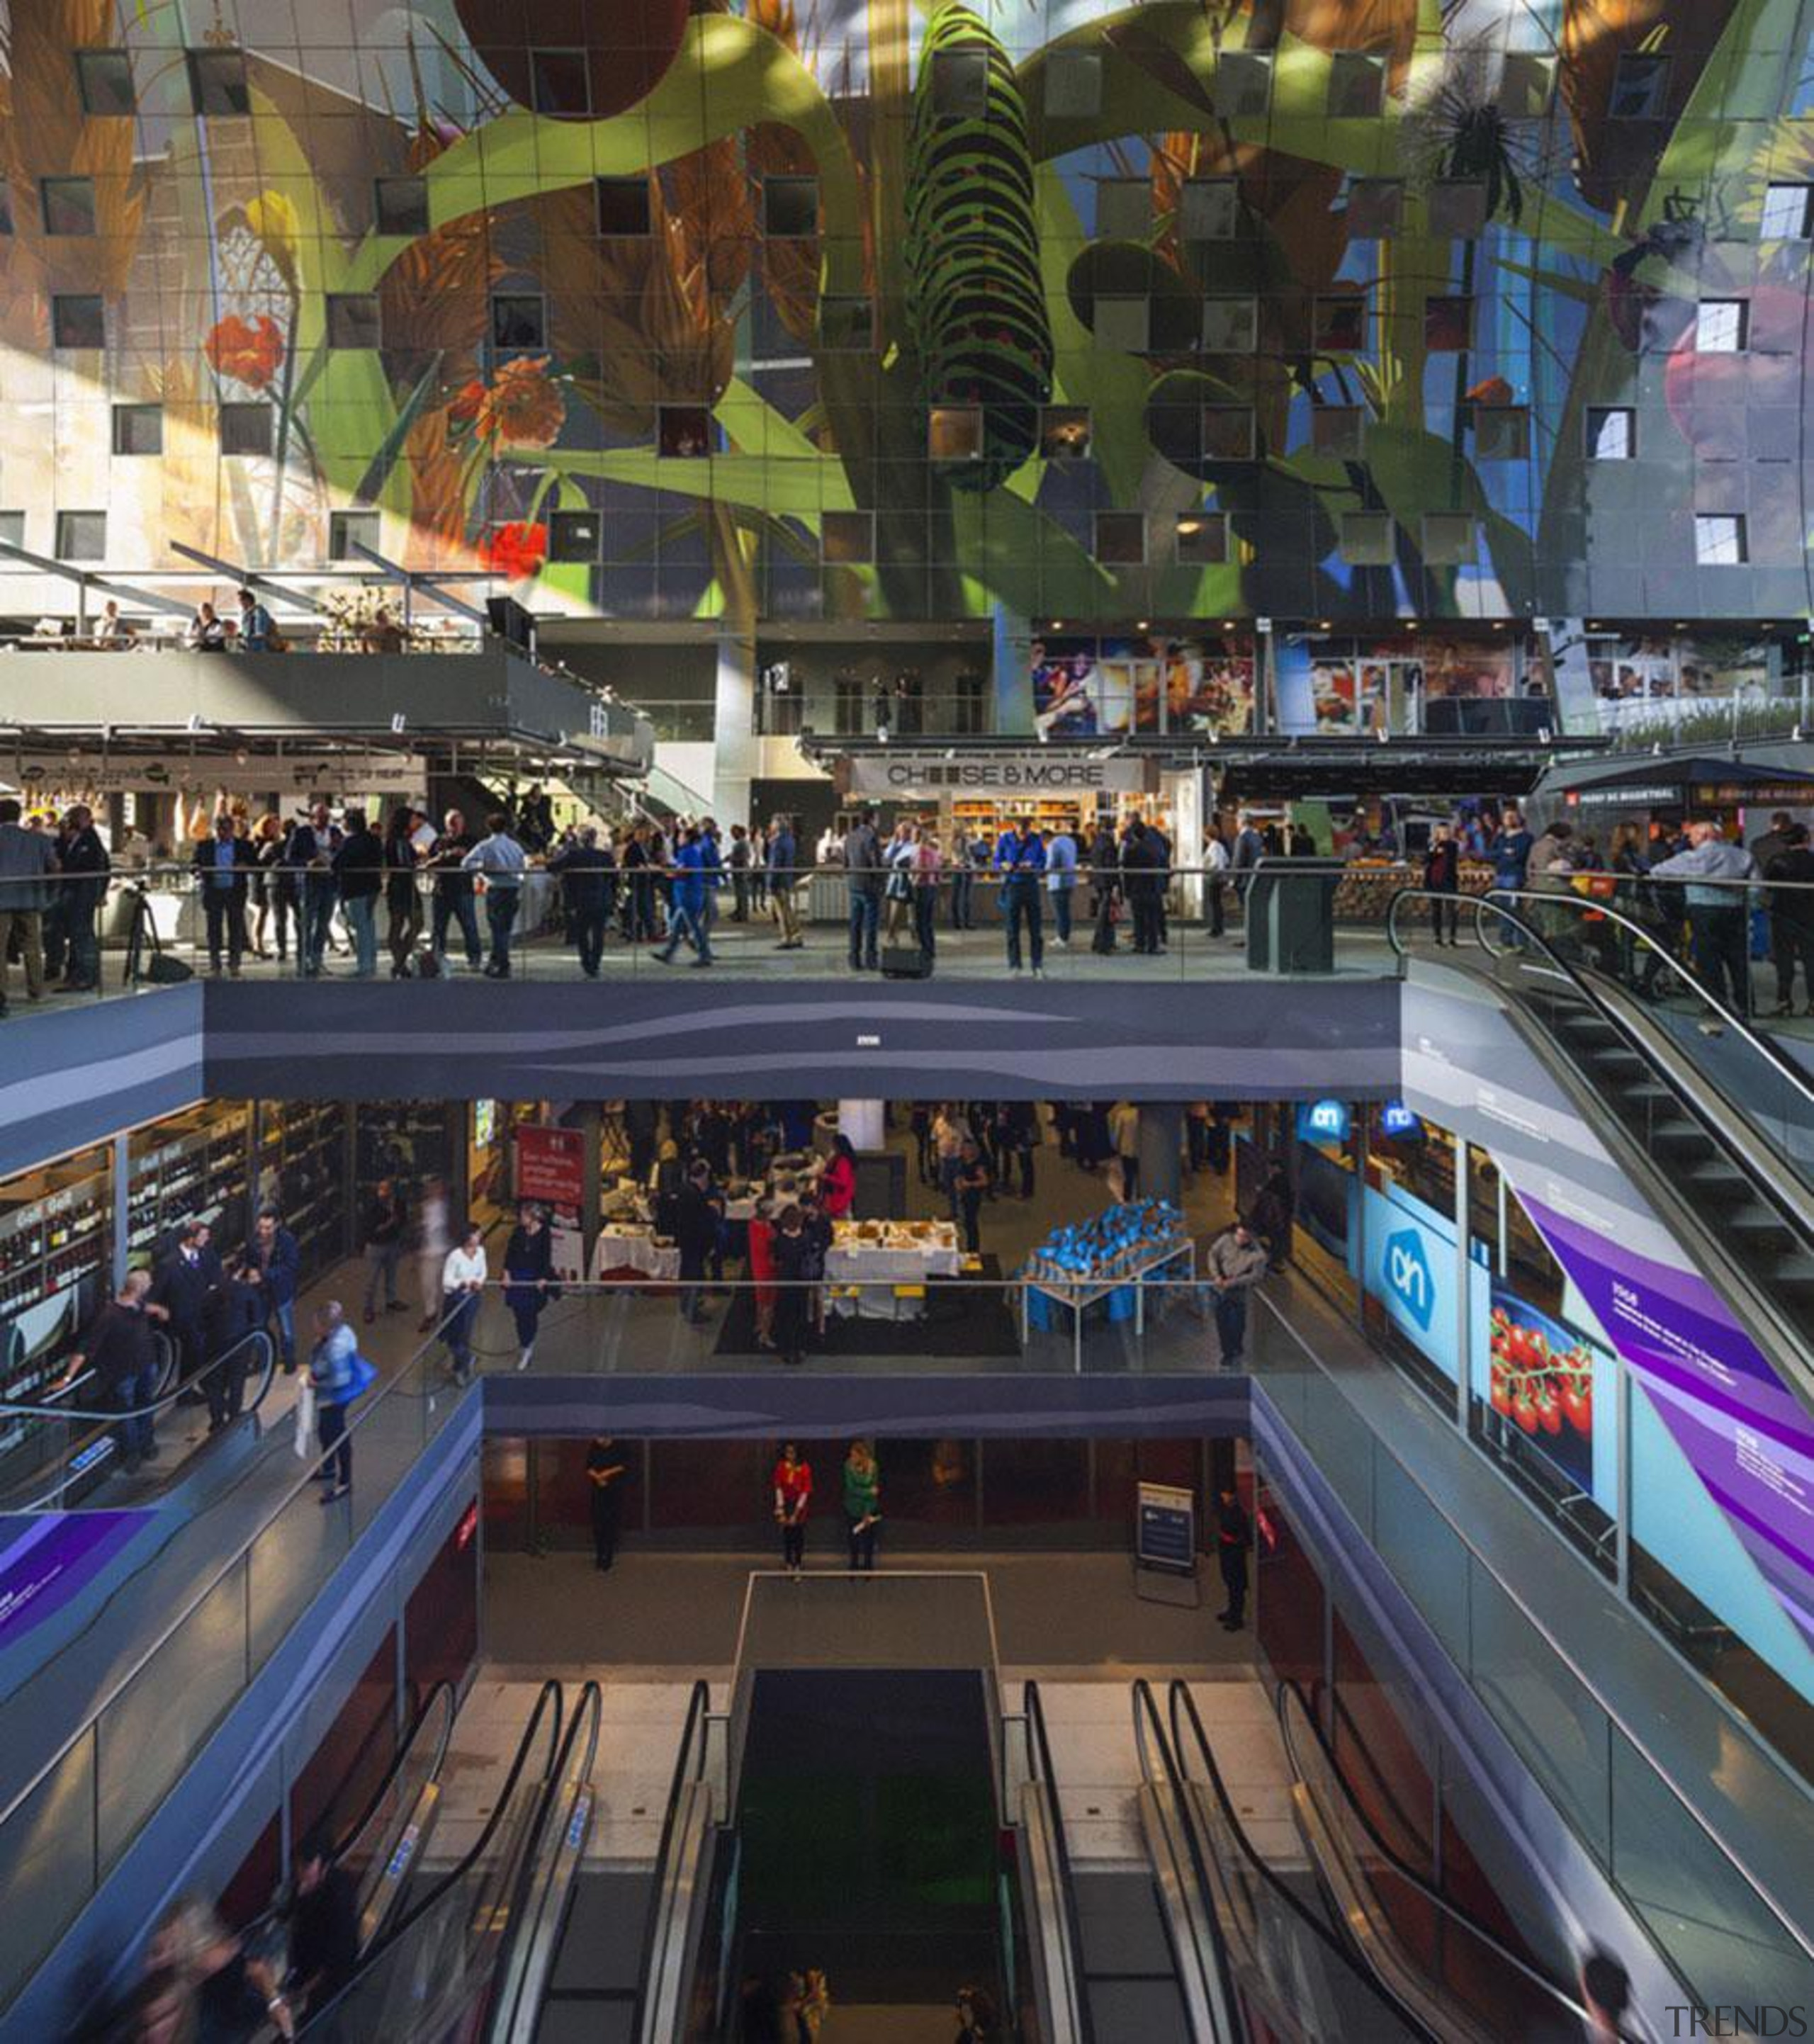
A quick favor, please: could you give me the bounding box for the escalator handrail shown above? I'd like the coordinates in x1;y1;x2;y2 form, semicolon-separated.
300;1678;565;2033
1130;1678;1248;2043
1164;1681;1438;2043
1020;1681;1095;2044
1273;1679;1626;2038
486;1679;603;2044
0;1327;279;1512
633;1677;714;2035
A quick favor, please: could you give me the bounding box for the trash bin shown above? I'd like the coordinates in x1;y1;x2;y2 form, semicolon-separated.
1244;860;1339;974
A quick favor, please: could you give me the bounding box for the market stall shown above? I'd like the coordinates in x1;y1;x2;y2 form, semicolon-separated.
1020;1200;1195;1352
824;1219;965;1320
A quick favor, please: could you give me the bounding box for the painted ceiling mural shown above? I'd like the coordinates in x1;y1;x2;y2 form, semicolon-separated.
0;0;1809;623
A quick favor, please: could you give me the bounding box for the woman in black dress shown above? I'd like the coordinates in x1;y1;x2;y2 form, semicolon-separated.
502;1203;556;1371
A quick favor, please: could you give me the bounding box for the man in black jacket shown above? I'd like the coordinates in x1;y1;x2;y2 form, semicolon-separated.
55;803;111;990
152;1219;224;1397
548;825;616;976
1765;824;1814;1017
427;807;481;969
204;1255;267;1428
674;1161;723;1325
192;813;257;974
360;1176;410;1323
1215;1482;1251;1632
332;806;385;977
55;1270;167;1469
288;1834;361;2020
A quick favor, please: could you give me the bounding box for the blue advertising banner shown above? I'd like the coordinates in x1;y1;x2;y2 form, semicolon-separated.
1137;1482;1197;1574
0;1511;154;1655
1360;1180;1459;1382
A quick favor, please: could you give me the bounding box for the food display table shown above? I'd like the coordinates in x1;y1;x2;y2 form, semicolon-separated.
588;1227;677;1282
1020;1201;1195;1360
824;1220;962;1319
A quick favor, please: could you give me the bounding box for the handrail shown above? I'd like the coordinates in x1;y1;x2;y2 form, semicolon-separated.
0;1304;468;1842
633;1676;714;2041
1020;1681;1095;2044
1272;1681;1613;2035
1163;1682;1436;2044
0;1323;276;1425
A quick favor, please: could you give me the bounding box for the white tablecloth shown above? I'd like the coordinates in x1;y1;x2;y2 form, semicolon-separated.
823;1243;963;1284
589;1230;677;1281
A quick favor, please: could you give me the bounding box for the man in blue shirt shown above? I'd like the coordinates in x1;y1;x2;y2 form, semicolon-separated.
655;825;715;966
993;817;1047;973
1488;804;1535;947
190;812;254;974
1044;826;1078;947
1649;821;1759;1015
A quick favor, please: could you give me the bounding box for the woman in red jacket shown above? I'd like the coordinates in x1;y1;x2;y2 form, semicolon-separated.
819;1133;858;1220
748;1196;777;1348
772;1441;812;1575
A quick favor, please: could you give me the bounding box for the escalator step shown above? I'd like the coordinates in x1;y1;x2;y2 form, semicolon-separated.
1087;1976;1196;2044
536;1998;636;2044
1072;1869;1176;1977
547;1870;651;1996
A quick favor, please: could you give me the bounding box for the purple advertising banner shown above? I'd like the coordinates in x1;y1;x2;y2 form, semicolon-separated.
1523;1195;1814;1653
0;1511;154;1656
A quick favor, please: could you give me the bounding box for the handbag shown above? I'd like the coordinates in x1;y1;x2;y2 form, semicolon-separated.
293;1379;317;1457
346;1354;379;1401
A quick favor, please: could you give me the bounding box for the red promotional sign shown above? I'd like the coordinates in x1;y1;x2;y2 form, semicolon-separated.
515;1125;585;1211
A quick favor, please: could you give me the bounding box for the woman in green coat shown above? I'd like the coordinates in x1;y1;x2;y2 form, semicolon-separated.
843;1439;881;1572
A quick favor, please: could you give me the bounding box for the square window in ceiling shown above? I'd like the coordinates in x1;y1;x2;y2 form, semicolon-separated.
0;512;23;550
187;48;249;117
820;295;873;350
1095;295;1150;351
328;509;381;562
41;177;96;235
1202;296;1258;353
928;405;983;462
220;402;274;456
1609;52;1671;118
52;294;105;348
1040;406;1091;461
1474;405;1529;461
1424;295;1472;351
931;47;988;118
374;176;429;236
111;403;163;456
1429;179;1487;237
1312;406;1364;459
596;176;651;236
1201;405;1255;461
1094;512;1147;565
1175;512;1229;565
659;404;713;457
1044;50;1103;118
530;48;590;115
1312;294;1365;354
1761;183;1813;238
1694;512;1745;565
763;175;818;237
1180;178;1239;241
327;293;382;349
1327;52;1385;118
1097;177;1149;239
1586;406;1635;459
490;293;544;351
1498;53;1555;118
1215;52;1272;118
1422;512;1477;565
821;510;875;564
1694;298;1747;351
1346;177;1403;237
74;50;135;116
548;509;602;562
55;510;106;560
1341;511;1394;565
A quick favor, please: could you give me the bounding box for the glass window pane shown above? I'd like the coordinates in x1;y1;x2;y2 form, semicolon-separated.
1097;177;1149;239
187;48;249;116
1761;183;1812;238
75;50;135;116
489;294;543;351
52;295;105;348
1312;407;1363;458
1180;178;1239;241
220;402;274;456
1044;50;1103;118
763;175;818;237
1694;513;1745;565
1202;296;1258;354
1587;407;1633;459
40;176;96;235
548;508;600;562
1609;51;1671;118
112;404;162;456
1341;512;1394;565
373;176;429;236
530;48;590;115
1175;512;1228;564
327;509;380;562
1346;179;1403;237
1695;299;1747;352
327;294;383;349
55;511;106;560
596;176;651;236
931;48;988;118
1328;52;1385;117
1215;52;1271;117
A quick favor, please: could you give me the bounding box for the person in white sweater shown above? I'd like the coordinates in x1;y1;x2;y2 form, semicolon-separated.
441;1226;488;1383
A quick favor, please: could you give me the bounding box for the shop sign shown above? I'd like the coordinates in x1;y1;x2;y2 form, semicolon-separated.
1136;1481;1197;1573
2;750;430;796
847;752;1148;796
516;1124;585;1209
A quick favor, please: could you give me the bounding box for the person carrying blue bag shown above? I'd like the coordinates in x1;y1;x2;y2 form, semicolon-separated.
305;1299;378;1504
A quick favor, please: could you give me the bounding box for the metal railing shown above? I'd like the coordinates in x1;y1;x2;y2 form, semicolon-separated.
635;1678;719;2044
1016;1682;1093;2044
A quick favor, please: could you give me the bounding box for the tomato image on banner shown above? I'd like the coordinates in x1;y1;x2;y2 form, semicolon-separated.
1485;1288;1601;1495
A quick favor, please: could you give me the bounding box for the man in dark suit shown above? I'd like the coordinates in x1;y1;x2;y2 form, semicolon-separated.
151;1219;225;1399
191;813;257;974
203;1254;269;1429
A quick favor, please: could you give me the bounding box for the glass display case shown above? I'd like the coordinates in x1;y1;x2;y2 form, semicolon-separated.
0;1143;113;1433
254;1102;349;1280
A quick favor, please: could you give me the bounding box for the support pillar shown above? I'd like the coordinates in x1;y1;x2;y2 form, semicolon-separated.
837;1100;885;1152
711;626;760;825
1136;1104;1184;1211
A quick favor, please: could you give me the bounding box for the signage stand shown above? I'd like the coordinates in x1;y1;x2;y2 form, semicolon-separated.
1134;1480;1201;1609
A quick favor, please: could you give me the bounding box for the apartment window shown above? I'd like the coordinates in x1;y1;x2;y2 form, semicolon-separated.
55;511;106;560
0;512;23;550
52;294;105;348
220;402;274;456
596;176;651;236
1202;295;1258;354
1174;512;1229;565
659;404;712;457
327;509;381;562
1425;295;1472;351
41;176;96;237
1201;405;1255;462
187;48;249;116
1346;177;1403;237
1327;52;1385;117
530;48;590;115
1586;406;1635;460
373;176;429;236
820;296;872;351
1179;178;1239;242
1694;299;1747;352
1044;49;1103;118
1095;295;1150;352
1422;512;1477;565
1609;52;1671;118
0;181;13;235
1694;513;1745;565
1761;183;1814;239
1430;179;1487;237
1040;407;1091;461
1474;405;1529;461
928;405;983;462
74;50;135;116
490;293;544;351
1498;53;1555;118
931;47;988;118
111;403;163;456
1312;406;1364;459
1097;177;1149;239
1094;512;1146;565
763;175;818;237
1340;511;1395;565
327;293;382;349
1215;52;1272;118
821;510;875;564
1312;295;1365;354
548;509;602;562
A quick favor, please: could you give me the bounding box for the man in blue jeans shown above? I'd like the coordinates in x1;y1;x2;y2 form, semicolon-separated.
655;824;716;966
841;807;883;970
1200;1222;1269;1367
247;1204;302;1372
55;1270;167;1471
461;813;528;978
285;801;341;976
993;816;1047;973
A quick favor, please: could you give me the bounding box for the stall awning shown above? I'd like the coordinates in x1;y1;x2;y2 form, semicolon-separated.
1551;755;1814;811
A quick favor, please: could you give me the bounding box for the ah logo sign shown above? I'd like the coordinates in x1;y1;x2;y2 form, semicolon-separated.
1384;1227;1436;1331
